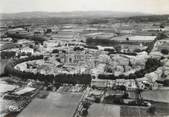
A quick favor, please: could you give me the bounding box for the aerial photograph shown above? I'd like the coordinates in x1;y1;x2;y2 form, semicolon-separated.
0;0;169;117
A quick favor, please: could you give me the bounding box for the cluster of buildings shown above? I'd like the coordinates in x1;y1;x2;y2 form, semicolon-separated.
1;14;169;117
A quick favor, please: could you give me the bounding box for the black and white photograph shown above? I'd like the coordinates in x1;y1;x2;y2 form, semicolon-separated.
0;0;169;117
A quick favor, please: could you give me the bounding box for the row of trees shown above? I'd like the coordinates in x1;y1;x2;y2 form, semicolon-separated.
6;32;47;43
86;38;118;46
146;32;168;53
156;80;169;86
5;55;91;84
98;58;162;80
74;47;84;51
121;15;169;23
84;45;98;50
1;51;16;59
5;55;44;75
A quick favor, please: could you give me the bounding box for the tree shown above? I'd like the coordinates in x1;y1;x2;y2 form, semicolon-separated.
157;33;168;40
134;49;142;53
129;73;137;79
160;23;165;28
73;47;84;51
52;49;59;53
126;37;129;41
145;58;161;70
46;29;52;33
44;57;49;61
161;49;169;55
147;106;156;115
135;71;144;78
114;45;121;52
1;51;16;59
105;66;113;73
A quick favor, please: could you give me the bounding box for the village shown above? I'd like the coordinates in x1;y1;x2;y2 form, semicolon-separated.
0;13;169;117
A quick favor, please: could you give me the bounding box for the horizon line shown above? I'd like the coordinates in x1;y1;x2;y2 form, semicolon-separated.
1;10;168;15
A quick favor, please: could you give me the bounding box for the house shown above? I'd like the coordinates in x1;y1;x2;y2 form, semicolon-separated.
20;47;34;54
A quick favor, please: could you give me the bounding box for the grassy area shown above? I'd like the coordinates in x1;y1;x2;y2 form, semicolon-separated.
120;101;169;117
88;103;120;117
126;89;169;117
142;90;169;103
17;92;82;117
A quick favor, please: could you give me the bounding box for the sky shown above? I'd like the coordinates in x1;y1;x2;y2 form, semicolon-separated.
0;0;169;14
